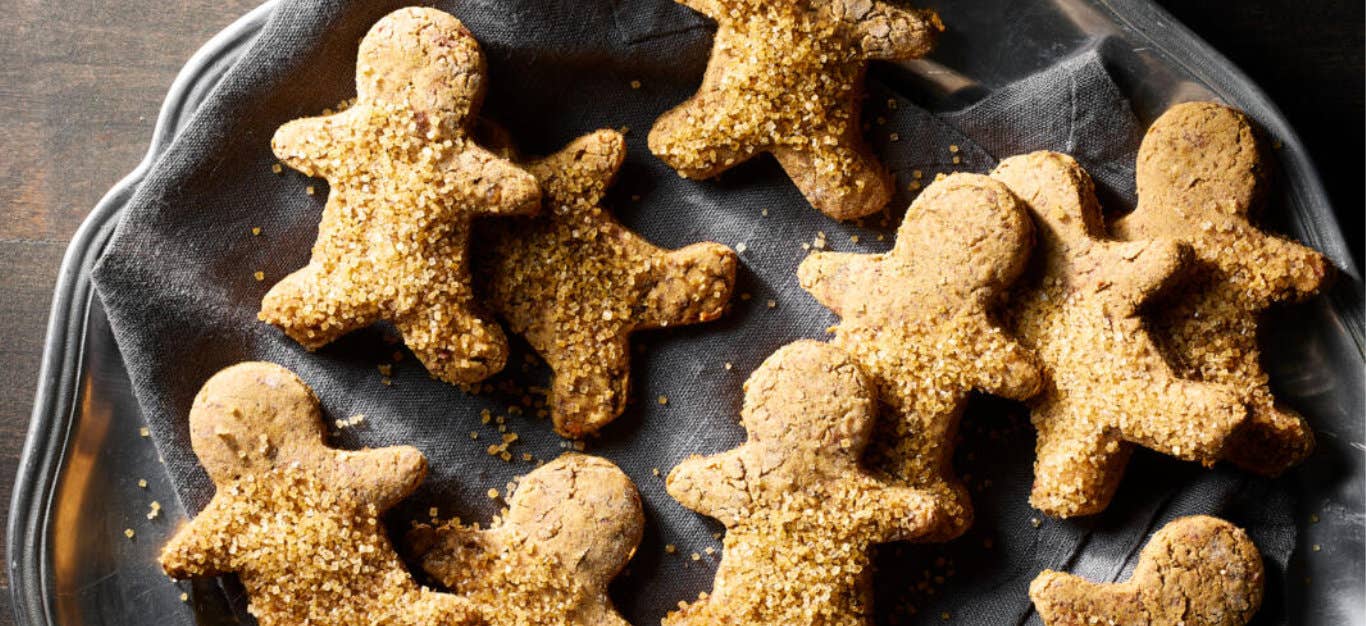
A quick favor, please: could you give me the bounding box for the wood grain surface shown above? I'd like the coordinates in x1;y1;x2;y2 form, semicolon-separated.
0;1;1359;624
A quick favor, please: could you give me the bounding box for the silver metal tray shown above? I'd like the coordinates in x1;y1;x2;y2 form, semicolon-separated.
9;0;1363;624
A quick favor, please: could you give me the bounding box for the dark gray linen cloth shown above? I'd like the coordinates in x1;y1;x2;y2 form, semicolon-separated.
91;0;1297;623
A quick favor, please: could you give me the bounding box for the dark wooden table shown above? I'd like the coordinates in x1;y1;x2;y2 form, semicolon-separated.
0;1;1359;623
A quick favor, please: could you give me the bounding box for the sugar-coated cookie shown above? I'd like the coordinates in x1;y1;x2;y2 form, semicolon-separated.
1031;515;1264;626
798;173;1041;539
159;362;477;625
1112;101;1331;475
410;453;642;626
649;0;943;220
665;340;941;625
262;7;540;385
479;129;736;437
991;151;1248;518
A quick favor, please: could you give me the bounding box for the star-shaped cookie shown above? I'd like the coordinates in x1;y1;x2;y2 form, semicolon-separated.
409;454;643;626
665;340;942;625
1111;102;1331;475
479;129;737;437
159;362;476;626
261;7;540;385
649;0;943;220
798;173;1041;539
991;151;1248;518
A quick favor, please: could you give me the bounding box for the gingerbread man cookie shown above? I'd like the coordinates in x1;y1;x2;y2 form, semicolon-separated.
409;454;643;626
1112;102;1331;475
479;129;737;437
798;173;1041;539
159;362;477;626
991;151;1249;518
261;7;540;385
665;340;941;625
1030;515;1264;626
649;0;943;220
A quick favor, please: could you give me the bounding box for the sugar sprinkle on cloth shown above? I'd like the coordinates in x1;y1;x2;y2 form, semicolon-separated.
93;0;1296;623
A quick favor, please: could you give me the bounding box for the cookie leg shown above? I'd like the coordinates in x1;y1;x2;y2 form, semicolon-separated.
1114;379;1245;464
395;298;507;385
548;339;631;438
259;263;383;349
1030;418;1132;518
637;242;738;330
772;137;892;220
648;95;758;179
1225;401;1314;475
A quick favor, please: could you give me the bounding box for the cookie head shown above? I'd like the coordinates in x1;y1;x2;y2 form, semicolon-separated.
1136;101;1264;219
895;173;1034;291
740;340;876;472
990;152;1102;250
502;454;644;581
187;362;326;485
356;7;484;128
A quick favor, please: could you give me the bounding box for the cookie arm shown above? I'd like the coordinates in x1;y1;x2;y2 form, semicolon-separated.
455;145;542;216
1253;234;1331;301
331;445;427;511
272;111;358;178
159;498;236;579
1095;238;1188;313
673;0;724;20
869;482;942;543
636;242;738;330
665;450;752;527
848;3;942;61
1030;570;1145;625
971;326;1042;402
797;252;876;316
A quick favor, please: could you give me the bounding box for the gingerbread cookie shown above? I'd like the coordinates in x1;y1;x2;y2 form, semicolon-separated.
1030;515;1264;626
648;0;943;220
991;151;1248;518
479;129;737;437
1112;101;1331;475
798;173;1041;539
159;362;477;625
664;340;941;625
261;7;540;385
409;453;643;626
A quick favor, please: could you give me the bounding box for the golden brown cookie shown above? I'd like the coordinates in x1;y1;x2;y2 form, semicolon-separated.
159;362;477;626
261;7;540;385
797;173;1041;539
1030;515;1264;626
991;151;1248;518
1111;101;1331;475
648;0;943;220
409;453;643;626
479;129;737;438
664;340;941;625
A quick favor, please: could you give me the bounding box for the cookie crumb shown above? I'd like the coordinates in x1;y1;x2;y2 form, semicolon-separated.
253;271;265;282
251;226;262;236
630;80;642;89
124;528;135;539
271;163;283;175
658;395;669;406
305;185;316;196
487;488;500;500
138;479;148;489
139;426;150;438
